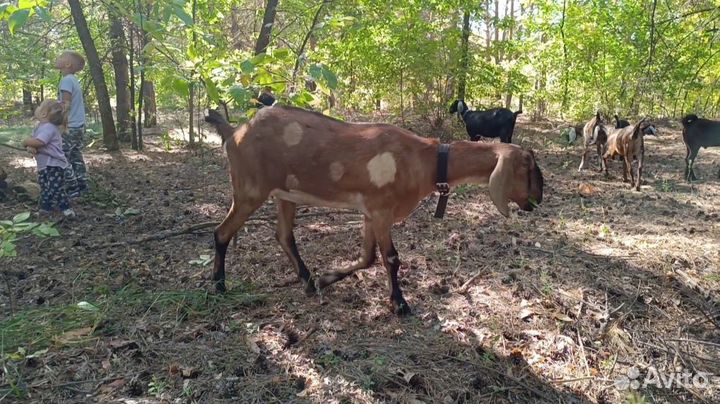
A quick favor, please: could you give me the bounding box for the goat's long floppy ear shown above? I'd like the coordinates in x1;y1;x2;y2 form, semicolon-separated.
632;118;646;139
488;156;511;217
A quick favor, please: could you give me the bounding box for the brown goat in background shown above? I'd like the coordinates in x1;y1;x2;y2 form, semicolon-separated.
579;111;609;172
603;119;647;191
205;106;544;315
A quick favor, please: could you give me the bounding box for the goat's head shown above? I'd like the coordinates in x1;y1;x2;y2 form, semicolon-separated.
449;99;468;116
641;122;658;136
489;148;544;216
681;114;699;127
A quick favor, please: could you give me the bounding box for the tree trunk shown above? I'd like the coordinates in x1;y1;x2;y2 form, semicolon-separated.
68;0;119;151
484;0;491;62
559;0;569;117
254;0;279;55
504;0;515;109
457;10;471;100
109;12;131;142
188;84;195;145
143;81;157;127
22;88;32;114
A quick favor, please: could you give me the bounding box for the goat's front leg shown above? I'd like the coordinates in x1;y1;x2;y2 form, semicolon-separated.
317;216;377;290
372;216;410;315
578;149;588;171
686;145;699;181
276;199;316;296
213;199;262;292
596;143;605;172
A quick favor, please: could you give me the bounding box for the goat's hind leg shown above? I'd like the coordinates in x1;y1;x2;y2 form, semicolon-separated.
317;216;377;290
276;200;317;296
213;198;263;293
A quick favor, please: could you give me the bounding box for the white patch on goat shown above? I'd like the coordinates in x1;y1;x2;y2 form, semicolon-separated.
286;175;300;189
270;189;369;216
329;162;344;182
388;255;399;265
283;122;303;146
366;152;396;188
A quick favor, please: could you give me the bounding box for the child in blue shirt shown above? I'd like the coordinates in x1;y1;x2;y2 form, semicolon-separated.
55;50;88;198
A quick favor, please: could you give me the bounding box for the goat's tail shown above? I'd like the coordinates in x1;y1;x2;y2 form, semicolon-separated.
681;114;699;127
204;110;236;143
513;109;523;117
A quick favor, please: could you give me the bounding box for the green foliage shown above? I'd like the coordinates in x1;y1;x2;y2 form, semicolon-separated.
0;212;59;258
2;0;720;123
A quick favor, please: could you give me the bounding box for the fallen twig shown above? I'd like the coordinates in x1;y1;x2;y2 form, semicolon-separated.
88;210;361;249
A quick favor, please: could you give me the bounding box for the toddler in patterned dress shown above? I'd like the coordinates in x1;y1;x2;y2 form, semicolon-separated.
22;100;76;218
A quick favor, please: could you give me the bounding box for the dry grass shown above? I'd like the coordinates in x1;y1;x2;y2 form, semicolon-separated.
1;116;719;403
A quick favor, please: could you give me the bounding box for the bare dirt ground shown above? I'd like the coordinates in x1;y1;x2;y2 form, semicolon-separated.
1;115;719;404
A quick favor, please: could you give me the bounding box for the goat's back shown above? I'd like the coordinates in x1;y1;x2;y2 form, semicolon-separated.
681;114;720;148
225;106;438;208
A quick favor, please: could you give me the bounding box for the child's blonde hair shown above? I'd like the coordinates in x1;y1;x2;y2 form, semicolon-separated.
56;51;85;73
34;100;64;126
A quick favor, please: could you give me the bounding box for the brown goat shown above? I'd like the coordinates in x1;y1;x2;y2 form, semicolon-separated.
205;106;544;315
578;111;609;172
603;119;647;191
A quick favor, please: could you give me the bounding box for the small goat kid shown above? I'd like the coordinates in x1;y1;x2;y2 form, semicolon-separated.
681;114;720;181
205;106;544;315
578;111;609;172
449;100;522;144
603;119;647;191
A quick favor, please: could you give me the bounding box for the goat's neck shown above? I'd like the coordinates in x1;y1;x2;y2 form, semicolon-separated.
443;141;499;186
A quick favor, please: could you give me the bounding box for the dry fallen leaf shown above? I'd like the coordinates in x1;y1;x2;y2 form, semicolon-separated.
578;183;598;197
53;327;94;345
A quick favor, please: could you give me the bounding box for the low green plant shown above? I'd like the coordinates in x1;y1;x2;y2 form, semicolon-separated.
0;212;59;258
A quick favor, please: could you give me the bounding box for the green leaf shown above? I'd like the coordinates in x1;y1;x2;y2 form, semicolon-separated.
34;6;50;22
35;223;59;237
229;85;251;106
12;212;31;223
172;78;190;97
321;68;338;90
308;65;323;81
1;240;17;257
8;9;29;35
273;48;290;59
240;59;255;74
0;220;13;227
172;5;193;26
205;77;220;103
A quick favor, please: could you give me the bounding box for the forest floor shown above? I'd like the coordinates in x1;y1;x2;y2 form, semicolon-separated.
1;114;719;404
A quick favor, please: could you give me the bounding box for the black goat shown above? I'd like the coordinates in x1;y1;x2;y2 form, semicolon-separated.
616;114;659;136
614;114;630;128
449;99;522;143
256;91;276;108
681;114;720;181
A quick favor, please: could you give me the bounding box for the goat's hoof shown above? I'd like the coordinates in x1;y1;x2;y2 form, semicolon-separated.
391;298;412;316
215;280;227;293
304;279;318;296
